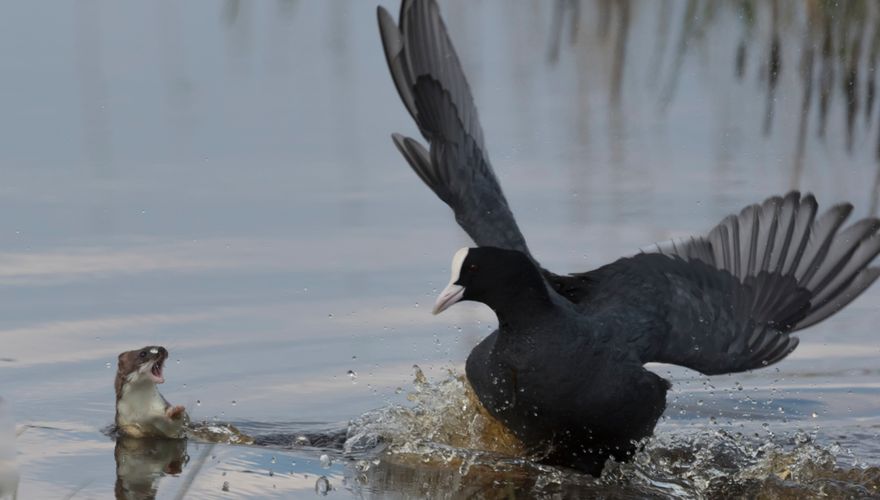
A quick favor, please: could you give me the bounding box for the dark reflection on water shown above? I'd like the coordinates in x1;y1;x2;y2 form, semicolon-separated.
0;0;879;498
114;437;188;500
552;0;880;208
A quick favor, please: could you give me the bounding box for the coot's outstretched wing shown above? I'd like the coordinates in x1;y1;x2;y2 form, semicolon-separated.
593;192;880;375
656;192;880;331
378;1;530;255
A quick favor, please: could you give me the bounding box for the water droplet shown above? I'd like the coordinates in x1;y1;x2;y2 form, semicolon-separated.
348;370;357;382
270;456;276;464
319;454;331;468
697;399;704;406
105;362;111;369
811;412;818;418
315;476;330;495
294;435;310;446
196;400;201;406
221;481;230;492
231;400;237;406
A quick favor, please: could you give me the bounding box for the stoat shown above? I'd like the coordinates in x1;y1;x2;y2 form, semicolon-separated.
115;346;188;439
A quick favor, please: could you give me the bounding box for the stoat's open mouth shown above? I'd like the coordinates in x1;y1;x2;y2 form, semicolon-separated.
150;359;165;384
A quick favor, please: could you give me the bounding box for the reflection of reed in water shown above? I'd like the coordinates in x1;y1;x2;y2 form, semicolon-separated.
548;0;880;210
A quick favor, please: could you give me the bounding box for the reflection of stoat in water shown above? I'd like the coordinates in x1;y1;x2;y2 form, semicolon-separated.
114;436;187;500
115;346;188;439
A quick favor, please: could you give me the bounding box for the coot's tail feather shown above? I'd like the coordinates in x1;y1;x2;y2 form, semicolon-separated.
378;1;530;255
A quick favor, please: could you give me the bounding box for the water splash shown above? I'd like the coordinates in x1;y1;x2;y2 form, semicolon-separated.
345;365;522;462
343;367;880;498
188;421;254;445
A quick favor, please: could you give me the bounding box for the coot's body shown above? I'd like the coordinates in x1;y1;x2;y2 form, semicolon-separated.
466;309;669;475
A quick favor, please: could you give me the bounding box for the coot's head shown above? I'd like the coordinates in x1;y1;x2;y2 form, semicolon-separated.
433;247;547;315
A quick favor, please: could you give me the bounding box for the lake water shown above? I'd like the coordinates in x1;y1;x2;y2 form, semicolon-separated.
2;0;880;498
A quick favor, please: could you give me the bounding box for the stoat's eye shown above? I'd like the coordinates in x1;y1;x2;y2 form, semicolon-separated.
139;351;147;358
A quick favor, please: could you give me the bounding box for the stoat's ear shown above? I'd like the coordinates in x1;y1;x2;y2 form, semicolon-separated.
117;350;137;373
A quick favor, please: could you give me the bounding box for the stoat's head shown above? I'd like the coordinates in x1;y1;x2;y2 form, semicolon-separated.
117;346;168;390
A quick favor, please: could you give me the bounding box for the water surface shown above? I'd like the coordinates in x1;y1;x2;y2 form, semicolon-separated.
1;1;880;498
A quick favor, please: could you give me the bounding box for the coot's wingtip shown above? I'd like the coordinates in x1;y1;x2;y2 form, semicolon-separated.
376;5;392;23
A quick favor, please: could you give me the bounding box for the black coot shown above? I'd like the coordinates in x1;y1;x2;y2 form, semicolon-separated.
378;0;880;476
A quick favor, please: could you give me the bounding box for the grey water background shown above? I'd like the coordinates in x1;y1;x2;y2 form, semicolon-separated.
1;0;880;497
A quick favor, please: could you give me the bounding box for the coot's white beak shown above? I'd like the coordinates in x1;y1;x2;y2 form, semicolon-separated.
433;283;464;315
433;248;469;315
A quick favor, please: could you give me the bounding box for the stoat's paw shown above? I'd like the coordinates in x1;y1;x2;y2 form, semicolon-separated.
166;405;186;420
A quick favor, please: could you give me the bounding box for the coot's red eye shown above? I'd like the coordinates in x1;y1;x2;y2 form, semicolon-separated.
469;264;478;271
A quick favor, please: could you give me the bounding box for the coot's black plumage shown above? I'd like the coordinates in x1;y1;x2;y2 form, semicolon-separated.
378;0;880;476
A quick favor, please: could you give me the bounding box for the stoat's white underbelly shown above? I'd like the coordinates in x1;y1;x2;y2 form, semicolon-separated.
116;382;184;438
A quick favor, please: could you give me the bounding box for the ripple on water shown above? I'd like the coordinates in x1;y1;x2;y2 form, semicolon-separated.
340;366;880;499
